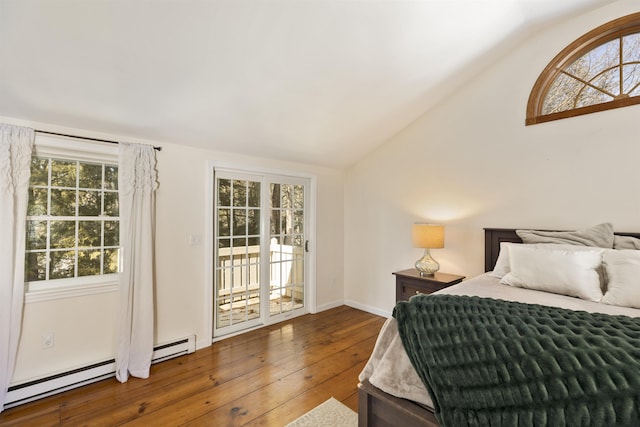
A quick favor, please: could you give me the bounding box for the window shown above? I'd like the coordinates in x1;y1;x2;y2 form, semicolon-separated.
24;135;120;299
527;12;640;125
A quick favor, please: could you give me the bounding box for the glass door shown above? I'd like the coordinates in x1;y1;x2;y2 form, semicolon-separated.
213;170;309;337
214;173;263;335
268;181;306;320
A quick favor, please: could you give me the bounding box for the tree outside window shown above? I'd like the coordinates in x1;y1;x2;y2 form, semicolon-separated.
25;157;120;283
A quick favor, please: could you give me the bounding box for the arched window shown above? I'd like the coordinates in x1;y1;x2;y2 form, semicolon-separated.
527;13;640;125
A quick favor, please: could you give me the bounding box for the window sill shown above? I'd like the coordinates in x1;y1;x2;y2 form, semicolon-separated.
25;279;119;303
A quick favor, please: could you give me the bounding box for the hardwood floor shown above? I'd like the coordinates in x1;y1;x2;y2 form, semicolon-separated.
0;306;385;426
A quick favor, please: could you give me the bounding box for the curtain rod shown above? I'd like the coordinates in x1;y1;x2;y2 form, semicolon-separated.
35;130;162;151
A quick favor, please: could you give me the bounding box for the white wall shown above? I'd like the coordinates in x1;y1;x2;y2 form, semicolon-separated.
344;0;640;316
152;143;346;350
4;118;345;383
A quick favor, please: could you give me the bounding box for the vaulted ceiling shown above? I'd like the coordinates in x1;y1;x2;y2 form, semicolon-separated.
0;1;613;168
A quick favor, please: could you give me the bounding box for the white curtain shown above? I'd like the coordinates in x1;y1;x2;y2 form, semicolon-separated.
115;142;158;383
0;124;34;412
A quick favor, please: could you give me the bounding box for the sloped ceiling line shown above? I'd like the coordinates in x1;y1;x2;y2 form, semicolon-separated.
0;0;613;168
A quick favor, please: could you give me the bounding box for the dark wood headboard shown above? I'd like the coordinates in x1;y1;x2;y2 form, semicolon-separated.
484;228;640;272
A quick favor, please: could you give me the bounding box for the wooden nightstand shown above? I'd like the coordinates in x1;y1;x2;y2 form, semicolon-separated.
393;269;465;302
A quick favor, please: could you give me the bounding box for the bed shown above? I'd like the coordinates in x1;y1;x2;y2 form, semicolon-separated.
358;226;640;427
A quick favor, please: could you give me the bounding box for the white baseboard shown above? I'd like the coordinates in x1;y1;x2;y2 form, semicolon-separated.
344;299;392;318
196;336;212;351
5;335;196;409
314;298;392;318
315;299;345;313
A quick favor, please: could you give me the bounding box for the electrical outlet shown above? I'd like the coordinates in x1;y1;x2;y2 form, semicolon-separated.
42;333;55;349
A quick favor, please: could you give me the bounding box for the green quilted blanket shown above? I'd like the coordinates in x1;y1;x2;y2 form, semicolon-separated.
394;295;640;427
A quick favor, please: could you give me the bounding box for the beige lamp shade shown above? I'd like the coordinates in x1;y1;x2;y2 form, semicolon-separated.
412;224;444;249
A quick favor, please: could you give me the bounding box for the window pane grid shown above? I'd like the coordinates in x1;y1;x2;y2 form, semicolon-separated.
25;157;119;283
529;13;640;124
215;174;305;332
215;176;263;330
268;181;305;317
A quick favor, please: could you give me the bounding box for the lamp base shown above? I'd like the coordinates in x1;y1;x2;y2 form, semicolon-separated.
415;248;440;276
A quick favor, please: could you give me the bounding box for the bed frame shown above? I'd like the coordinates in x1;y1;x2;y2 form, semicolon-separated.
358;227;640;427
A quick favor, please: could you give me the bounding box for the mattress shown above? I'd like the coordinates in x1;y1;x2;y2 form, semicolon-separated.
358;273;640;409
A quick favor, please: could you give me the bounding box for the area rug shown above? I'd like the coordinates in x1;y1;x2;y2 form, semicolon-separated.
285;397;357;427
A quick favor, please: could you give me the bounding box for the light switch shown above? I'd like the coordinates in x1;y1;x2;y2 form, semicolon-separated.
189;234;202;246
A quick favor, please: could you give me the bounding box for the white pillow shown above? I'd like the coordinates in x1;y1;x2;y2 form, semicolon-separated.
601;249;640;308
489;242;514;278
499;244;604;301
490;242;606;281
613;235;640;250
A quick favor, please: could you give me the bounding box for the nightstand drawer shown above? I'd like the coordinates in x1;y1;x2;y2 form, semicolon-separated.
398;279;446;300
393;269;465;303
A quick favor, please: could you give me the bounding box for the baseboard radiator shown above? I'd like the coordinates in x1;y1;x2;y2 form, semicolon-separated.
5;335;196;409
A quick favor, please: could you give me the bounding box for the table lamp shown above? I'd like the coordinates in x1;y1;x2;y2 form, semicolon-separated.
412;224;444;276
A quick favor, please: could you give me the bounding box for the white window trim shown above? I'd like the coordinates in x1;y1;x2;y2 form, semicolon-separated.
25;276;119;303
25;133;120;303
34;134;118;163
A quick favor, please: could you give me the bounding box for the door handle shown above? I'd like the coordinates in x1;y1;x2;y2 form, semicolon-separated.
305;240;310;252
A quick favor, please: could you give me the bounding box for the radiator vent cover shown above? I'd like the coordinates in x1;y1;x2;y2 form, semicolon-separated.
5;335;196;409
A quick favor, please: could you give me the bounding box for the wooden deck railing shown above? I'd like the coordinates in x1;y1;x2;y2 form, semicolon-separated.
216;240;303;301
